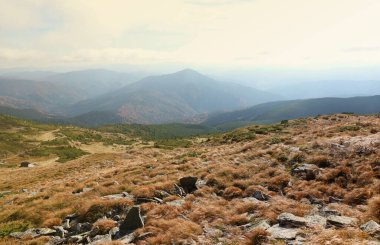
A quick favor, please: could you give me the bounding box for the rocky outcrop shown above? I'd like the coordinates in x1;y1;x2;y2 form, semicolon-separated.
10;228;56;239
119;206;144;236
278;213;308;228
267;224;299;240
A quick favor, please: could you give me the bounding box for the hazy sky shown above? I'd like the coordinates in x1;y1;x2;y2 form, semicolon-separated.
1;0;380;70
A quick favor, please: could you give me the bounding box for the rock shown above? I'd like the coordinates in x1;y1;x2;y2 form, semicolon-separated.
243;220;271;232
305;215;327;229
329;196;343;203
10;228;56;239
102;192;134;200
118;233;136;243
292;164;319;180
68;234;86;243
65;213;78;220
360;220;380;238
166;199;185;207
179;176;198;193
62;219;71;230
109;226;119;238
154;190;170;198
46;236;67;245
20;161;34;168
326;215;357;228
119;206;144;236
278;213;308;228
267;224;299;240
320;206;341;217
91;234;112;244
53;226;67;238
75;222;92;233
252;190;269;201
195;179;207;189
173;183;186;197
135;197;163;204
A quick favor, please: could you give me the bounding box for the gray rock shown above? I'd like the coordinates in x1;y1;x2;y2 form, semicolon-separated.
173;183;186;197
119;206;144;236
76;222;92;233
252;190;269;201
328;196;343;203
53;226;67;238
326;215;357;228
102;192;134;200
360;220;380;238
91;234;112;244
305;215;327;229
244;220;271;232
109;226;119;238
278;213;308;228
268;224;299;240
65;213;78;220
68;234;86;243
45;236;66;245
166;199;185;207
292;164;319;180
179;176;198;193
320;206;341;217
118;233;136;243
10;228;56;239
196;179;207;189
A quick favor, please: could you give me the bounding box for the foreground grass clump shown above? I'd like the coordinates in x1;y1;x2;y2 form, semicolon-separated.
0;221;29;237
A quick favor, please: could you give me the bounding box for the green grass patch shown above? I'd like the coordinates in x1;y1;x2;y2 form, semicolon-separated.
26;146;88;163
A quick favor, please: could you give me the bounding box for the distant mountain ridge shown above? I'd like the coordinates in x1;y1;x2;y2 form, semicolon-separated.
204;95;380;126
66;69;280;124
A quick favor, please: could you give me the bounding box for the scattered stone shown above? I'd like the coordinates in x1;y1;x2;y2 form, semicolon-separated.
46;236;66;245
179;176;198;193
320;206;341;217
196;179;207;189
118;233;136;243
75;222;92;234
155;190;170;198
329;196;343;203
102;192;134;200
360;220;380;238
91;234;112;244
292;164;319;180
19;161;34;168
10;228;56;239
173;183;186;196
252;190;269;201
166;199;185;207
109;226;119;238
53;226;67;238
326;215;357;228
119;206;144;236
243;220;271;232
67;234;86;243
268;224;299;240
135;197;163;204
278;213;308;228
305;215;327;229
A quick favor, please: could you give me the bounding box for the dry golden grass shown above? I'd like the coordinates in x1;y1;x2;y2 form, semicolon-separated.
0;114;379;244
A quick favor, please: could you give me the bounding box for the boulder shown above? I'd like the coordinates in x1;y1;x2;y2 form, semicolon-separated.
46;236;67;245
278;213;308;228
360;220;380;238
267;224;299;240
179;176;198;193
119;206;144;236
53;226;67;238
326;215;357;228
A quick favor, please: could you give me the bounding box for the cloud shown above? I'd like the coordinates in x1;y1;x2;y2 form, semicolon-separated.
343;46;380;52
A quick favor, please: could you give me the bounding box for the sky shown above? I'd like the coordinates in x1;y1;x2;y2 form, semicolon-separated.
1;0;380;71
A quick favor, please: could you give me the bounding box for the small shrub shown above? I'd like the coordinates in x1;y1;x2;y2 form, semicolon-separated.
244;228;269;245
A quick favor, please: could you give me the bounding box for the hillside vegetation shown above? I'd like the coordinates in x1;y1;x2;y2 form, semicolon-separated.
0;114;379;244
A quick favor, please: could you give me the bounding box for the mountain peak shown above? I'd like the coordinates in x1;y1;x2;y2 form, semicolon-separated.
175;68;202;76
